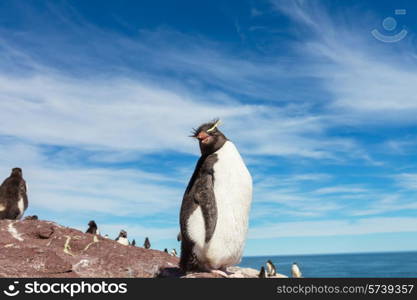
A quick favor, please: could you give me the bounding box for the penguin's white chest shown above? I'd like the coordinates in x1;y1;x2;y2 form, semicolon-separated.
292;265;302;278
117;237;129;246
188;141;253;269
17;197;25;219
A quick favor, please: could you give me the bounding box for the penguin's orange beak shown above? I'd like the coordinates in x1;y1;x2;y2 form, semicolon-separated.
197;131;212;144
197;131;209;141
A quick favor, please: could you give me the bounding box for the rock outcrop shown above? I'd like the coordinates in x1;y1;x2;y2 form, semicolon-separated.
0;219;287;278
0;219;178;278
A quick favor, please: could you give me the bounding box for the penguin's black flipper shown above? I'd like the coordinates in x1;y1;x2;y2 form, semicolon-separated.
194;168;217;243
179;153;218;271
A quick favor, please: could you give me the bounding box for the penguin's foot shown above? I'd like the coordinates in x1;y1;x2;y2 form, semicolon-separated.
210;268;244;278
226;272;245;278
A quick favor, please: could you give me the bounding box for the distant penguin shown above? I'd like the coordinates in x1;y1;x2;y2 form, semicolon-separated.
86;220;99;235
164;248;168;253
266;260;277;277
116;230;129;246
144;237;151;249
291;262;302;278
23;215;38;220
0;168;28;220
179;120;253;273
170;248;177;256
132;239;136;246
104;234;109;239
259;266;267;278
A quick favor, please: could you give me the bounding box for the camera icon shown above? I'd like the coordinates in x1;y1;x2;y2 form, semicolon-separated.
371;9;408;43
3;281;20;297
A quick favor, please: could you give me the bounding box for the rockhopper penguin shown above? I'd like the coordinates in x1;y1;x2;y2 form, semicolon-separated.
259;266;267;278
266;260;277;276
0;168;28;220
116;230;129;246
144;237;151;249
292;262;302;278
86;220;99;235
179;120;253;274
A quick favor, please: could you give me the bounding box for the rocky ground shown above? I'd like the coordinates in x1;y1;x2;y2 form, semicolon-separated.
0;219;286;278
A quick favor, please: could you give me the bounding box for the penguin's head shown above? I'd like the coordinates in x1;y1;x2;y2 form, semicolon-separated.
191;119;227;155
119;230;127;238
11;167;22;177
88;220;97;227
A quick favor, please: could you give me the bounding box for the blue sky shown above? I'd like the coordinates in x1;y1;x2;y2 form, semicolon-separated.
1;0;417;256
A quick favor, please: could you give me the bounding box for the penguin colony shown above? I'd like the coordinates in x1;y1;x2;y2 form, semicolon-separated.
0;120;305;278
258;260;302;278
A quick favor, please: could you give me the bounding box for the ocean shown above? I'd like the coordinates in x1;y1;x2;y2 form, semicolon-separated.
239;251;417;277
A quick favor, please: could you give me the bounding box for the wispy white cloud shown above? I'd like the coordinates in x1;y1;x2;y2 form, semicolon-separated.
313;186;369;195
249;217;417;238
0;7;369;162
350;194;417;216
394;173;417;190
271;0;417;124
0;141;183;219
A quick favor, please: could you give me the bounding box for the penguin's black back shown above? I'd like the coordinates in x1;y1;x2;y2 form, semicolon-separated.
0;170;28;220
86;221;98;234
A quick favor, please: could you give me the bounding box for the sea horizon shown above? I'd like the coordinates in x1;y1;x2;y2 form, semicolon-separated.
243;249;417;258
240;250;417;278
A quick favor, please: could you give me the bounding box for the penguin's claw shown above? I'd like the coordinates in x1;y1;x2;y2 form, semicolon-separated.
227;272;245;278
210;270;227;277
210;269;229;278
